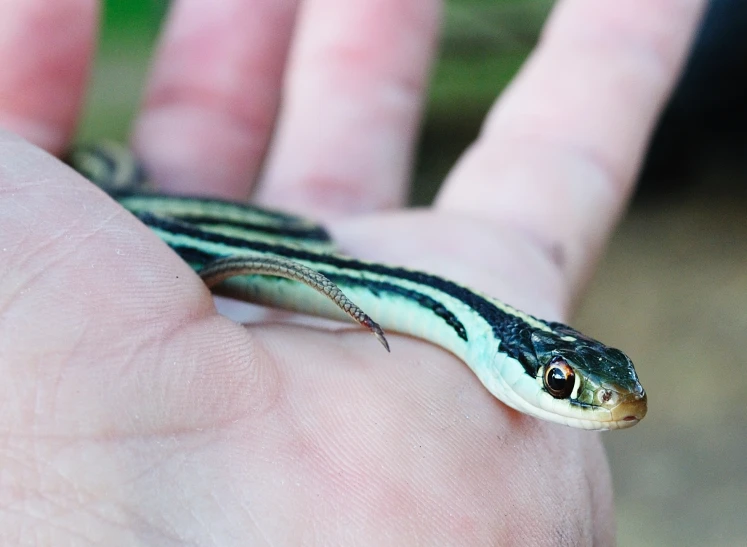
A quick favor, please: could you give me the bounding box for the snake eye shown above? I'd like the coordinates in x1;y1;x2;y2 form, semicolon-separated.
543;358;576;399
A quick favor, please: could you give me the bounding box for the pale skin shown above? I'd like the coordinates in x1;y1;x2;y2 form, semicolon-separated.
0;0;704;544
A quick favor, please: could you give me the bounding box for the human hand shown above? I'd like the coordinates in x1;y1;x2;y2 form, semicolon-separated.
0;0;704;544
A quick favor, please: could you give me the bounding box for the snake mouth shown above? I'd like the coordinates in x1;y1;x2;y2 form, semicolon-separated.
609;389;648;427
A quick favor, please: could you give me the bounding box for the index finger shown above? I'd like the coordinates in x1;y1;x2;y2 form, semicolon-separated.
0;0;97;153
436;0;706;297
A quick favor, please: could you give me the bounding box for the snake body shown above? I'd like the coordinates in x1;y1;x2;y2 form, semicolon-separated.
67;142;647;430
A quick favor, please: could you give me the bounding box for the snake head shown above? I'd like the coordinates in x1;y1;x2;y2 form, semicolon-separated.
522;325;647;429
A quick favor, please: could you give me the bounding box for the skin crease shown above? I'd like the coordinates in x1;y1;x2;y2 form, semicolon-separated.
0;0;704;545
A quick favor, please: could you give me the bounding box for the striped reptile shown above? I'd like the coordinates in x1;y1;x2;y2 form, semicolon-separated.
67;142;647;430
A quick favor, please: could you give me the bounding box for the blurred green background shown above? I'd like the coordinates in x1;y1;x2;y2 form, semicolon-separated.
84;1;747;546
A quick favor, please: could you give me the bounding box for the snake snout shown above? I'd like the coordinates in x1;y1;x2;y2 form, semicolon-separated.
610;388;648;426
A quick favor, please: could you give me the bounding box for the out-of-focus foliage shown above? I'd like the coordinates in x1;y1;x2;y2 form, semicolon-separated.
432;0;550;114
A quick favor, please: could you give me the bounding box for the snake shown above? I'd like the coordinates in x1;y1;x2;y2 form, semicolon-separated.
66;142;647;430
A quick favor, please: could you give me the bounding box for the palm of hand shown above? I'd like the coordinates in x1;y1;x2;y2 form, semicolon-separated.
2;155;607;543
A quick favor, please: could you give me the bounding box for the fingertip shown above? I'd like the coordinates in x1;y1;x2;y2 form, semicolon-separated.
0;0;98;153
133;0;298;198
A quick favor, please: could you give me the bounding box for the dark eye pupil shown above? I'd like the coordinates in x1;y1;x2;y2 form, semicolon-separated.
547;367;567;391
543;359;575;399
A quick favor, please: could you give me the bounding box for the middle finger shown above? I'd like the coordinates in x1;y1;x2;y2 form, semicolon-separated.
134;0;300;199
257;0;442;219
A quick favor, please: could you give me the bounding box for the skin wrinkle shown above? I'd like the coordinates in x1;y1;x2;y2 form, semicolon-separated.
144;91;277;144
482;125;629;210
116;503;186;547
301;35;430;100
163;326;282;429
3;211;161;349
215;491;276;547
271;77;419;212
489;55;662;196
0;230;98;330
277;176;398;217
43;452;99;510
126;438;216;492
134;113;267;199
440;135;626;302
2;444;42;512
46;318;93;421
491;132;625;297
104;325;278;437
543;0;700;82
3;444;103;538
0;252;42;316
94;441;217;543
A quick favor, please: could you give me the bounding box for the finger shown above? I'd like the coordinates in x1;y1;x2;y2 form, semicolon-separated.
133;0;299;199
436;0;706;297
0;0;97;153
256;0;441;219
